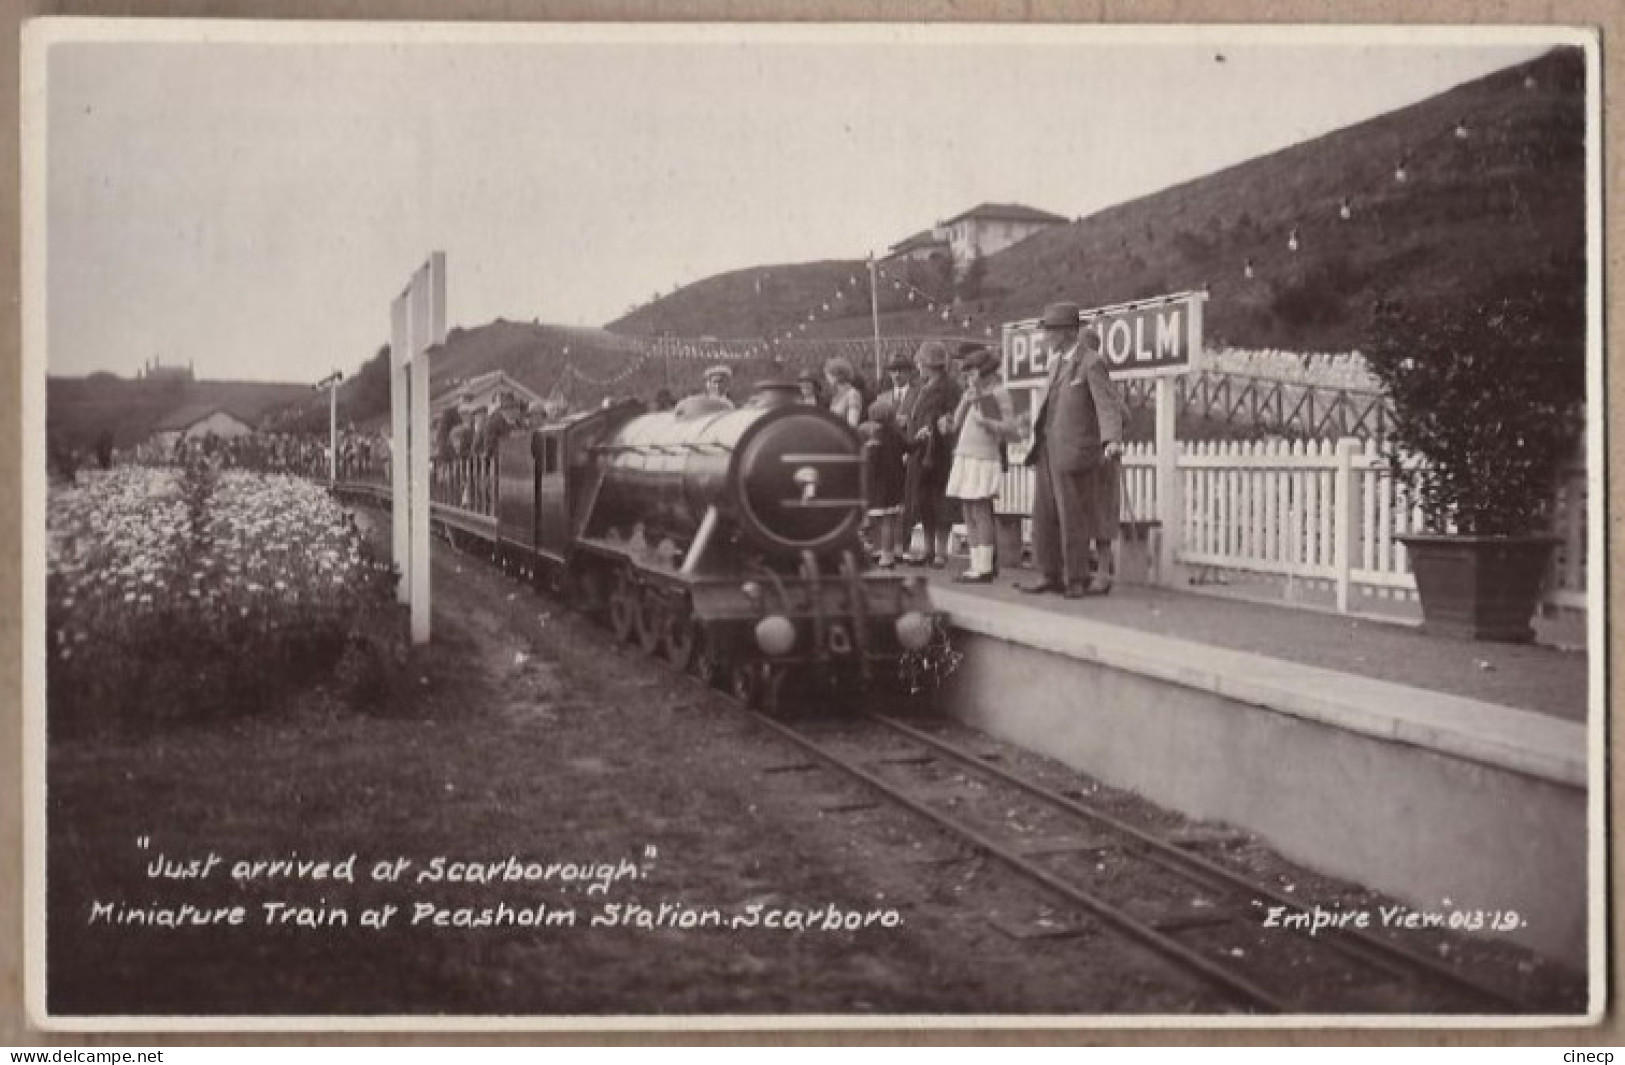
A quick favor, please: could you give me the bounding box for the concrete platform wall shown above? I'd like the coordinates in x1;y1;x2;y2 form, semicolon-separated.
940;622;1589;968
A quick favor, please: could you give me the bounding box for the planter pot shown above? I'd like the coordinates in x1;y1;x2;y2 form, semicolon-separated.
1398;533;1561;643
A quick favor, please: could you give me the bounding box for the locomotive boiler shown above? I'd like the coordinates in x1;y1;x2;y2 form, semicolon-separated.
493;380;937;711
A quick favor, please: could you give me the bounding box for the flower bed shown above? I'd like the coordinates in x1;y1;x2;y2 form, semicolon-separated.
47;462;398;736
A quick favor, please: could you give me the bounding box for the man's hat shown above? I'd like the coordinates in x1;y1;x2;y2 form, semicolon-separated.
914;340;949;369
703;363;733;381
886;354;915;374
959;345;1000;377
1041;302;1082;330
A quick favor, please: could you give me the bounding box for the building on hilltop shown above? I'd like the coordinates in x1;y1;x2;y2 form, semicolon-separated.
881;203;1066;279
933;202;1068;277
881;228;952;265
137;356;194;384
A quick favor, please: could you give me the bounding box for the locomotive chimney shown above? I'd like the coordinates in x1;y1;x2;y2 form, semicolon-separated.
748;379;800;409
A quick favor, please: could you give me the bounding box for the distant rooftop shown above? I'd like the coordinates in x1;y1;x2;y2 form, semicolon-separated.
885;229;950;256
939;202;1068;227
152;403;254;432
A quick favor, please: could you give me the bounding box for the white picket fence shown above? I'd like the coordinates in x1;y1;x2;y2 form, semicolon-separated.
997;438;1588;615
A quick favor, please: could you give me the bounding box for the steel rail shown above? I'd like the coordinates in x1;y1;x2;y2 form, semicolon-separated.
870;712;1525;1014
743;708;1289;1014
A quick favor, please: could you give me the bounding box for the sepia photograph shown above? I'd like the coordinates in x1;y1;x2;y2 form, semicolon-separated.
21;20;1605;1028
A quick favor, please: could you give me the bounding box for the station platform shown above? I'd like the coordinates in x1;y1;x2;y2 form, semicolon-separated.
919;559;1595;968
921;560;1590;722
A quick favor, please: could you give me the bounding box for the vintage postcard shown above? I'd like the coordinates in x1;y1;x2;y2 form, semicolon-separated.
19;18;1608;1033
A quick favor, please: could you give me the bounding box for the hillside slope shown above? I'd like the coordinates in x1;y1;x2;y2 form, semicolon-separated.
51;49;1584;444
271;320;653;432
606;48;1585;353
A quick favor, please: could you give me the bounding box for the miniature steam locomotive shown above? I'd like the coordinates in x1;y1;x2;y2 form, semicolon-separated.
479;380;937;710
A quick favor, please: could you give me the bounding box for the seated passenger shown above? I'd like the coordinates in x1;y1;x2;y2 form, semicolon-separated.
700;364;735;409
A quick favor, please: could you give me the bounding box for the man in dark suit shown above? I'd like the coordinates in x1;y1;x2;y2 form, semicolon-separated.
1018;302;1126;598
899;340;960;567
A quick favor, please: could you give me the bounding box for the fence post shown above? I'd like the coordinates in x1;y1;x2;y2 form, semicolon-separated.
1333;437;1359;613
389;295;411;605
1155;376;1182;585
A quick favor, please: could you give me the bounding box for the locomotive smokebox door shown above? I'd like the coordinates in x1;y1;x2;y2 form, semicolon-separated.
734;410;864;555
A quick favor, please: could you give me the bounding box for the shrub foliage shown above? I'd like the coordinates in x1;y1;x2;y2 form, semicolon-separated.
46;462;399;737
1364;255;1586;534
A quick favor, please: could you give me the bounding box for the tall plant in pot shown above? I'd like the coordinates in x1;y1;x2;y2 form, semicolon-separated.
1364;256;1586;642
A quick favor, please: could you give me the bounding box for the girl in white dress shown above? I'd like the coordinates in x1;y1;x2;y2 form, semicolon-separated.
945;346;1015;582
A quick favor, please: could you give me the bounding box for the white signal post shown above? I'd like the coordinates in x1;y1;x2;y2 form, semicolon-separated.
867;254;883;384
389;251;446;646
313;370;343;483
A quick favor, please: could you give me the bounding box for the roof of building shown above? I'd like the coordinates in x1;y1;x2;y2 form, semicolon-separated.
431;369;546;413
151;404;256;433
884;229;951;257
939;202;1069;227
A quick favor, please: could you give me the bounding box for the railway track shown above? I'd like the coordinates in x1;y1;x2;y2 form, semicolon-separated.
736;705;1534;1015
340;481;1547;1015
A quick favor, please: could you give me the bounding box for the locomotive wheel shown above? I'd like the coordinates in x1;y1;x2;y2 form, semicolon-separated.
635;590;665;657
664;608;697;672
729;661;765;708
730;661;786;713
691;628;725;688
608;577;638;644
569;566;608;618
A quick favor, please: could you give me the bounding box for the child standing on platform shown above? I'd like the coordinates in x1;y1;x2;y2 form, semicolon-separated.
946;345;1015;583
861;395;906;568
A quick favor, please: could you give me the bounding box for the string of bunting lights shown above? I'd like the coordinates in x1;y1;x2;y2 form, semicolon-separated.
1237;94;1539;283
560;82;1549;388
556;342;650;389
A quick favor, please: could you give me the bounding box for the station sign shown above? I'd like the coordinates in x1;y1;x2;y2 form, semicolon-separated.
1002;291;1205;386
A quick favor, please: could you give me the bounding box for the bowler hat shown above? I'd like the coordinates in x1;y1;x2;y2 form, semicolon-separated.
914;340;949;369
703;363;733;381
1040;302;1082;330
886;355;914;374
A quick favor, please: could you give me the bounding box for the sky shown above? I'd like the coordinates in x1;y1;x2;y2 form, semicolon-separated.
31;22;1565;383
